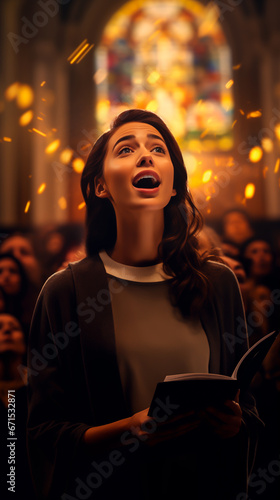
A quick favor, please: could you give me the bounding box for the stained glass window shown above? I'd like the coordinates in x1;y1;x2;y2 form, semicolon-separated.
95;0;234;185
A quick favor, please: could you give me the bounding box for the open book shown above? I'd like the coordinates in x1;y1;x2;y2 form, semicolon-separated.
148;329;279;416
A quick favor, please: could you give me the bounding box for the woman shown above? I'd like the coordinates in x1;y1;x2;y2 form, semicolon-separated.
27;110;260;500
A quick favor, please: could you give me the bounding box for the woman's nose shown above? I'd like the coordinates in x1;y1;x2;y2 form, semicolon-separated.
136;154;154;167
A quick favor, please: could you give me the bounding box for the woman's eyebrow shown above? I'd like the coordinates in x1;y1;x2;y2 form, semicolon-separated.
112;133;165;151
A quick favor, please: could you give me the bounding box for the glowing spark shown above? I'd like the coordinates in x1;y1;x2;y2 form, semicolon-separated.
274;158;280;173
78;201;86;210
249;146;263;163
32;128;47;137
239;109;245;115
19;110;33;126
233;63;241;70
37;183;46;194
40;81;46;87
76;44;94;64
24;201;31;213
37;116;43;121
245;183;255;199
206;195;211;201
60;148;73;164
16;85;34;108
246;110;262;119
263;166;269;178
72;157;85;173
68;39;94;64
202;170;212;183
274;123;280;141
261;137;273;153
58;197;67;210
200;128;209;139
231;120;237;128
45;139;60;154
146;100;158;112
3;137;12;142
225;79;234;89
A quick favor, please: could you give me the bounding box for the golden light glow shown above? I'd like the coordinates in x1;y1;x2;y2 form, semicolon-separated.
40;81;46;87
24;201;31;213
225;79;234;89
218;136;234;150
78;201;86;210
37;183;46;194
19;110;33;127
45;139;60;154
200;128;209;139
246;110;262;119
249;146;263;163
58;197;67;210
274;123;280;141
231;119;237;128
263;166;269;178
3;137;12;142
147;71;160;85
5;82;20;101
146;100;158;112
32;128;47;137
72;157;85;173
59;148;73;164
245;183;255;199
202;170;212;183
232;63;241;70
274;158;280;173
239;109;245;115
16;85;34;108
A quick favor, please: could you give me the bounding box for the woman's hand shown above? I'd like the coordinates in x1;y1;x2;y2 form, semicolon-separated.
128;407;202;446
203;390;243;439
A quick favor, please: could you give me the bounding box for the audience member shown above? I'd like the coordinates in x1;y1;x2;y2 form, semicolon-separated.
0;313;36;499
240;236;278;290
221;208;254;247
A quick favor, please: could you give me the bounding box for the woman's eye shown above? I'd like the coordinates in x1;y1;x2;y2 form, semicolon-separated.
152;146;165;154
118;147;132;155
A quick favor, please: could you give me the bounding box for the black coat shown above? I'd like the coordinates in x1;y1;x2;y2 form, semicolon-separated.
27;255;260;500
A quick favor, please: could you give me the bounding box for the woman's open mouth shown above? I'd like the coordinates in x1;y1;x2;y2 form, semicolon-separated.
132;170;161;193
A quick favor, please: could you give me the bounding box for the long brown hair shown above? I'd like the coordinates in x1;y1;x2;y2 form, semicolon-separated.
81;109;210;316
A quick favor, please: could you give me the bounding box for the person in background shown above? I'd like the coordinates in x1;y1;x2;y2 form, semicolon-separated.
0;313;36;499
0;232;43;289
240;236;278;290
221;208;254;247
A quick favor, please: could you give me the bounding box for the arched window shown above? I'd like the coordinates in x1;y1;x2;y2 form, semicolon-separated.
95;0;234;189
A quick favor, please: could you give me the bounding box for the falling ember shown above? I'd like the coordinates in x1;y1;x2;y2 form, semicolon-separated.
72;157;85;173
233;63;241;70
245;183;255;199
68;39;94;64
37;183;46;194
261;137;274;153
231;120;237;128
24;201;31;213
274;123;280;141
60;148;73;164
45;139;60;154
58;197;67;210
202;170;212;183
3;137;12;142
200;128;209;139
40;81;46;87
32;128;47;137
274;158;280;173
263;166;269;178
225;79;234;89
246;110;262;119
239;109;245;115
16;85;34;108
19;110;33;127
249;146;263;163
78;201;86;210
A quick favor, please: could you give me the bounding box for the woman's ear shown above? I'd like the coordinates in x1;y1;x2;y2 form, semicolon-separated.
94;177;109;198
171;188;177;197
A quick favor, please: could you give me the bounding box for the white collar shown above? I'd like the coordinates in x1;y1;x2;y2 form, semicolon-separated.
99;250;173;283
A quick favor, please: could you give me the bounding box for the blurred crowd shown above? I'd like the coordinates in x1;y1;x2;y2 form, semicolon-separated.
0;211;279;498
